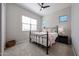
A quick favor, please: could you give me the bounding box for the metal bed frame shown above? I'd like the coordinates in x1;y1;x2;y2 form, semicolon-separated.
29;26;58;54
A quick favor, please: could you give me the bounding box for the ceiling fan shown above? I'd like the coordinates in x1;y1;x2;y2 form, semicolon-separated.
38;3;50;11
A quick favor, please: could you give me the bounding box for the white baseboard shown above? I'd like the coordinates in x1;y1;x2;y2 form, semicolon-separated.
16;40;27;45
72;45;77;56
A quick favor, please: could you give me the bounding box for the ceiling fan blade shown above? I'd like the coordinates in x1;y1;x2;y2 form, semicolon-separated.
38;3;50;11
38;3;42;7
43;6;50;8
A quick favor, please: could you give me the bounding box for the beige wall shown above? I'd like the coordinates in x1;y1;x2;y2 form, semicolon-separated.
6;4;42;44
71;4;79;55
42;7;71;38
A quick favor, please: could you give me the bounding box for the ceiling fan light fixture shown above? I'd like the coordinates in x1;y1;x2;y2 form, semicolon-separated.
40;8;43;11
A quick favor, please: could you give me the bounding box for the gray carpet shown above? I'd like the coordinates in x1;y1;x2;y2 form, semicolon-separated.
3;41;74;56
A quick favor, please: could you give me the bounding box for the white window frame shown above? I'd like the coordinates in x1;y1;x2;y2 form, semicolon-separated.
22;16;37;31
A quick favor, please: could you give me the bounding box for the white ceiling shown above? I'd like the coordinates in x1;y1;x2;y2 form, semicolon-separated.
17;3;71;16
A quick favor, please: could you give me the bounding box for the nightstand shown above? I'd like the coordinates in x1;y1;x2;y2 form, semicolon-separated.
56;35;68;44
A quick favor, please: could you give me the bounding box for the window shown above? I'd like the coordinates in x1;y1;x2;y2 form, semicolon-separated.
22;16;37;31
59;16;68;22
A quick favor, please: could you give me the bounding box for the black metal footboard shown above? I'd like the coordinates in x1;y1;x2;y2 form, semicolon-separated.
46;31;48;54
29;31;49;55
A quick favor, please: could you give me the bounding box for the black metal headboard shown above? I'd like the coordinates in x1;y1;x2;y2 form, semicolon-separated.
43;26;58;33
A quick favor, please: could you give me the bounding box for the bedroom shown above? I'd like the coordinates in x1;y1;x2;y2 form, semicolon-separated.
1;3;74;56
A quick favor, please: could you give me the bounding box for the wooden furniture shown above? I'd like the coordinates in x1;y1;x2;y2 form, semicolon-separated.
5;40;16;48
56;35;68;44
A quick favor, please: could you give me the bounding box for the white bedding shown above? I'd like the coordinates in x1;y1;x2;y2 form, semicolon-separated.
31;32;58;46
32;32;46;35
